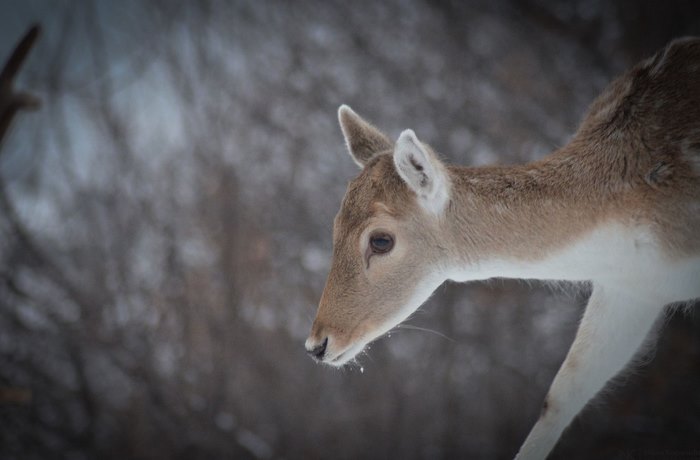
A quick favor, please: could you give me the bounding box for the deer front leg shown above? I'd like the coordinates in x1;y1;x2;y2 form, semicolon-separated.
515;283;665;460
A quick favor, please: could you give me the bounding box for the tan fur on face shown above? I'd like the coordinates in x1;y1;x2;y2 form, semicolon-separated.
309;154;453;353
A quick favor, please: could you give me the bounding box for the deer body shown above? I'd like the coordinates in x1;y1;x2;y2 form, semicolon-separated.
306;38;700;459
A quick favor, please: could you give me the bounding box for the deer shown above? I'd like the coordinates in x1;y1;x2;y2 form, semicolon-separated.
305;37;700;459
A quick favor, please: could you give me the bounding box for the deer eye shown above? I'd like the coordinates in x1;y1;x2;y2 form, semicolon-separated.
369;233;394;254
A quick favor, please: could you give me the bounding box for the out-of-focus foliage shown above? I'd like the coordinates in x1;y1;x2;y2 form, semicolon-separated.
0;1;698;459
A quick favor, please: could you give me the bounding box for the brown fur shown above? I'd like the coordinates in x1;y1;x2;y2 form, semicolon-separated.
444;38;700;263
309;37;700;358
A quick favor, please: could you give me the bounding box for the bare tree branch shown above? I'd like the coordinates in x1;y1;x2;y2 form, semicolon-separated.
0;24;41;146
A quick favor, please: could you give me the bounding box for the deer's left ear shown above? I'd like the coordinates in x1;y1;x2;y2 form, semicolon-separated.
394;129;451;215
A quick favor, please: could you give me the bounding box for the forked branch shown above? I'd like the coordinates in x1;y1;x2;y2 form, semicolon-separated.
0;24;41;146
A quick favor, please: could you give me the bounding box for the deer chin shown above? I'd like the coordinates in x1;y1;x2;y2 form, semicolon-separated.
326;340;367;367
326;276;446;367
323;320;394;367
325;311;418;367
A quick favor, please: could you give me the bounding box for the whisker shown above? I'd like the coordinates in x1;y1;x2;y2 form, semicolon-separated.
396;324;456;342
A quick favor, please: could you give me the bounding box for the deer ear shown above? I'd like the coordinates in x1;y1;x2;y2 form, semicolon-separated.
338;105;392;168
394;130;451;215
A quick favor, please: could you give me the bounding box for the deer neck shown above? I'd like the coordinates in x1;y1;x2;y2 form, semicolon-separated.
441;147;642;283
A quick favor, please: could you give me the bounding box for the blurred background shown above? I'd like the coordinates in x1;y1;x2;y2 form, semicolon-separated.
1;1;699;459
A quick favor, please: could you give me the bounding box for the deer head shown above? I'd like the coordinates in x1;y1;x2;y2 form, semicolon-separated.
305;106;453;366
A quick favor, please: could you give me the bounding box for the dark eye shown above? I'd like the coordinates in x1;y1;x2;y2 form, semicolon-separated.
369;233;394;254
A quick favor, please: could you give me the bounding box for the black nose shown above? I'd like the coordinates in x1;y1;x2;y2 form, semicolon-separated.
307;337;328;360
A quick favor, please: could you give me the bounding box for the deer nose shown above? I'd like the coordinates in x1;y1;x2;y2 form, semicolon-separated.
306;337;328;361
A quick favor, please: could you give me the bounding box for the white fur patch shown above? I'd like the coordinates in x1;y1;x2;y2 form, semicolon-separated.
394;130;450;215
447;223;700;305
681;137;700;174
